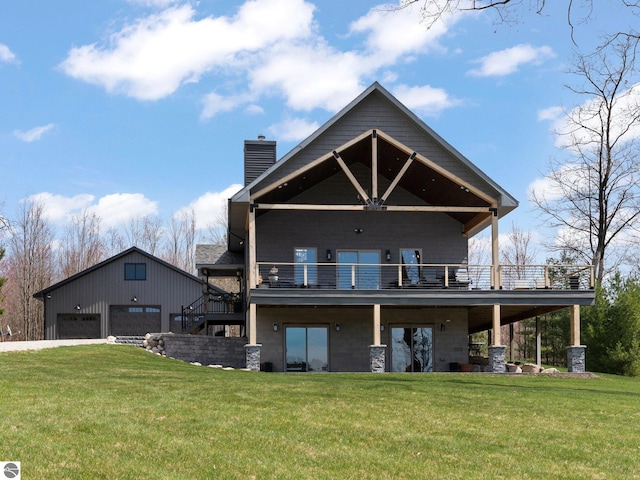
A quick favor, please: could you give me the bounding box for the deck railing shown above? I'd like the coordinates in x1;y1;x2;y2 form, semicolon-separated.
255;262;595;291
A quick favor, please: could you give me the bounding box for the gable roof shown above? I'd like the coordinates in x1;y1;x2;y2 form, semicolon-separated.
34;246;210;299
228;82;518;249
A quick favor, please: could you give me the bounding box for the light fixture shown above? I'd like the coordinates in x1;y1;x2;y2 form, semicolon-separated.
440;323;445;332
75;304;81;310
326;249;332;261
131;296;137;302
354;228;363;234
380;324;385;332
273;323;278;332
385;250;392;261
335;323;341;332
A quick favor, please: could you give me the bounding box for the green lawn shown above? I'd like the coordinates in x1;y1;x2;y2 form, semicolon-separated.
1;345;639;479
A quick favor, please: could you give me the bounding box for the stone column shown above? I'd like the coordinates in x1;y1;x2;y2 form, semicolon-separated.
488;345;506;373
370;345;386;373
567;345;587;373
245;344;262;371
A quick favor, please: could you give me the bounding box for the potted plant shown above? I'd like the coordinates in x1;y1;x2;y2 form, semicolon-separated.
268;266;279;286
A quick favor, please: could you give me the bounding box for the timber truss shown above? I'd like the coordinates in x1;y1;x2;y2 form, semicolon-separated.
250;129;500;236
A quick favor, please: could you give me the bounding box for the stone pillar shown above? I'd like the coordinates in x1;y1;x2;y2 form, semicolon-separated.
488;345;506;373
245;344;262;371
370;345;387;373
567;345;586;373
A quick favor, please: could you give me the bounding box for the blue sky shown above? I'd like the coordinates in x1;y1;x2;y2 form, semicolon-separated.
0;0;632;251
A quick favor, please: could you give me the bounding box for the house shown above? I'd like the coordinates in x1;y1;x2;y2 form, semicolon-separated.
202;82;595;373
34;247;223;339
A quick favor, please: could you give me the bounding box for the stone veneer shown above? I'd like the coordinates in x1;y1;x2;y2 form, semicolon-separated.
567;345;587;373
245;344;262;372
488;345;507;373
369;345;387;373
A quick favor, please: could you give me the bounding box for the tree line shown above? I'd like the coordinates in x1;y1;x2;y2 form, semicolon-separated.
0;199;226;342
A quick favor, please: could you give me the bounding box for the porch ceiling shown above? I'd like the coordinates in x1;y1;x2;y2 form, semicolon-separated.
249;288;595;334
252;133;492;227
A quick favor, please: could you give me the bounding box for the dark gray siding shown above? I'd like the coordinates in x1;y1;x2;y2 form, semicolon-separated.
252;91;501;201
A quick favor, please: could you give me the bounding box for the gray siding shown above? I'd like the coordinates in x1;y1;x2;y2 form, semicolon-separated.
252;91;502;202
43;251;203;339
256;306;468;372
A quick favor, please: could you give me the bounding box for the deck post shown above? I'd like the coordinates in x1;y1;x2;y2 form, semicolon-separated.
567;305;586;372
489;304;506;373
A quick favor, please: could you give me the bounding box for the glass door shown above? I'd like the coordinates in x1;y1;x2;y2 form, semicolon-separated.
391;326;434;372
337;250;380;289
285;326;328;372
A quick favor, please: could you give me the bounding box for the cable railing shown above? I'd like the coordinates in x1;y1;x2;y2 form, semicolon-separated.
254;262;595;291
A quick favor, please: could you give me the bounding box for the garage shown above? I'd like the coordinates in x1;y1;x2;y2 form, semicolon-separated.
58;314;101;339
109;305;161;336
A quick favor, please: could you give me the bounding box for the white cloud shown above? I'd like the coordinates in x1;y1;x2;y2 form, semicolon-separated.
127;0;178;7
0;43;18;64
14;123;55;142
59;1;315;100
268;117;319;142
58;0;463;119
537;105;563;122
25;193;95;222
24;192;158;228
89;193;159;228
393;84;461;116
176;184;243;230
468;44;555;77
551;82;640;149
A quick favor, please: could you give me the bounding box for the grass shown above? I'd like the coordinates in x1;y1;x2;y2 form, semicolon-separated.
1;345;639;479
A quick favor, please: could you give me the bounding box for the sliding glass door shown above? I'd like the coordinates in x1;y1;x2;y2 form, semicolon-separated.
337;250;380;289
285;326;328;372
391;326;433;372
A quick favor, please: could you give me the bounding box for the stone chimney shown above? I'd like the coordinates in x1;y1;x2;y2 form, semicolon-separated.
244;135;276;186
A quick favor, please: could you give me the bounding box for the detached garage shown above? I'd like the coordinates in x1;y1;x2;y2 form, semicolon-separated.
34;247;213;340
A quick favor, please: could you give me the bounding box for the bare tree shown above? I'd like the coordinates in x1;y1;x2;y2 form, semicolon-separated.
396;1;640;44
104;227;127;257
5;200;55;340
204;201;228;246
58;209;106;278
500;222;537;275
163;209;198;273
530;37;640;282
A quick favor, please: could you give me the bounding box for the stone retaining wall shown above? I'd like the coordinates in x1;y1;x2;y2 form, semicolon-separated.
145;333;248;369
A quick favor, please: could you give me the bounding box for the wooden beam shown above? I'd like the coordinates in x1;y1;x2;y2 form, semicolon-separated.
492;304;501;346
376;129;498;205
333;150;371;204
254;203;492;213
570;304;580;346
372;130;378;201
380;152;415;203
251;129;373;201
373;304;381;346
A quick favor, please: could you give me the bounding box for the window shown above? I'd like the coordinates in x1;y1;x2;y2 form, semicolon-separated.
294;247;317;286
391;326;433;372
401;249;422;285
337;250;380;289
125;263;146;280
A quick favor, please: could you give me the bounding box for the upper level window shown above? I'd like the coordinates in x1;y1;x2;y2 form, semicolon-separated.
125;263;146;281
294;247;317;286
401;249;422;285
